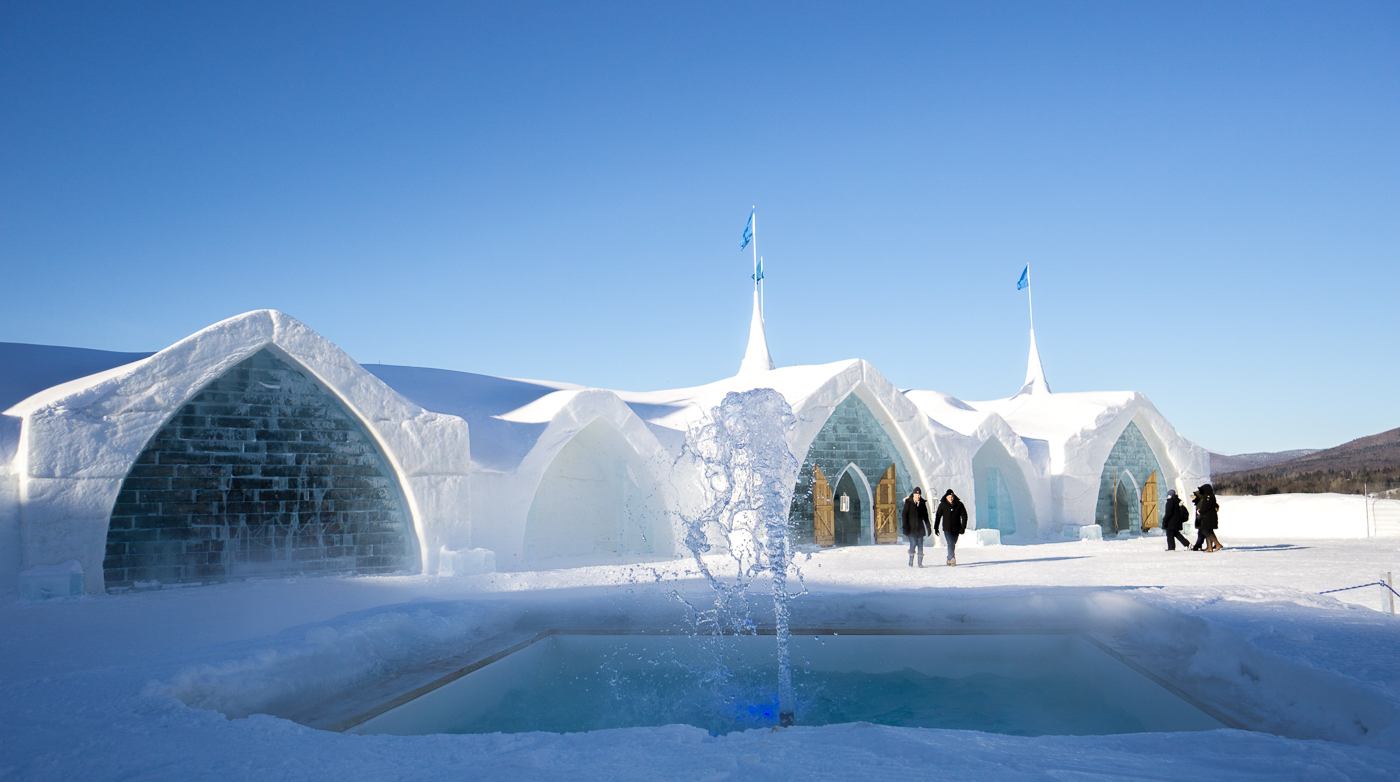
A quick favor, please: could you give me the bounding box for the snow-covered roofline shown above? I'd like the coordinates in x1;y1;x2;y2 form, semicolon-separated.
11;310;472;590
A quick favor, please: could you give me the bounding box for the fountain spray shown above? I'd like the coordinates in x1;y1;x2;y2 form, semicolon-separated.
676;389;800;726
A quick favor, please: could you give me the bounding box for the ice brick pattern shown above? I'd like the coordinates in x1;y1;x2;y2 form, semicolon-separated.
788;394;911;545
103;349;412;589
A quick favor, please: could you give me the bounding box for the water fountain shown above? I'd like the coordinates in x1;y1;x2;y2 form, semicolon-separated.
672;388;802;726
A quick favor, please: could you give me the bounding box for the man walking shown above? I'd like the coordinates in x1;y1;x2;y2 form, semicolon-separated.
1162;489;1191;551
902;487;932;567
934;489;968;566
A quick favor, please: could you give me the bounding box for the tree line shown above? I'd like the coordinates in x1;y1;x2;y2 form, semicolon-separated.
1214;466;1400;496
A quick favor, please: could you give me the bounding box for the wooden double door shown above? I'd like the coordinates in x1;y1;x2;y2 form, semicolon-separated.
813;464;898;547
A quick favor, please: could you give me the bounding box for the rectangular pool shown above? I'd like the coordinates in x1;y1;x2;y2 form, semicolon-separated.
346;631;1227;737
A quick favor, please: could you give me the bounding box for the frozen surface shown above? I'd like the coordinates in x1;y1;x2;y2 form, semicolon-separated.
2;533;1399;780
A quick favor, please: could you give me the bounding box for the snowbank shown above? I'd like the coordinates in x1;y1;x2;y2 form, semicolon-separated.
3;537;1400;780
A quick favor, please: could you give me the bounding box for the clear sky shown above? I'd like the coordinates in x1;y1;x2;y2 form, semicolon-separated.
1;2;1395;455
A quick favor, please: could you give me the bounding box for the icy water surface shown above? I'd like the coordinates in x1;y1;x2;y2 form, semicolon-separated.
350;634;1226;737
453;664;1149;736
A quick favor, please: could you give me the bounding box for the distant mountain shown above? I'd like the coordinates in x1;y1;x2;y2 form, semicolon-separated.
1215;427;1400;496
1210;449;1320;475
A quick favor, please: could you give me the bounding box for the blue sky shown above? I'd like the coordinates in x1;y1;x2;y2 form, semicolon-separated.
1;2;1395;454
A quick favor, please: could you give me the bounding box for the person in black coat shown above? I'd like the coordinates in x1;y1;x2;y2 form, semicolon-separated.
1196;483;1223;552
934;489;968;566
1162;488;1191;551
902;487;932;568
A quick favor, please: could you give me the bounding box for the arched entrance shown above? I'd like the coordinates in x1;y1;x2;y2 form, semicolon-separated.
103;349;416;590
1112;472;1141;534
787;392;913;546
971;437;1036;537
524;418;661;564
833;471;864;546
1094;422;1165;536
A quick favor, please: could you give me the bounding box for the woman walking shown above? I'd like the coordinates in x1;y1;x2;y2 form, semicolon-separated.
934;489;968;566
902;487;932;567
1196;483;1223;552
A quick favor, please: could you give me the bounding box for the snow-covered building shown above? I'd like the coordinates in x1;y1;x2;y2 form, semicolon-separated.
0;300;1208;596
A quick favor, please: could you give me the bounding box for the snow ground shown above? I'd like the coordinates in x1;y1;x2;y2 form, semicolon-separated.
2;536;1398;781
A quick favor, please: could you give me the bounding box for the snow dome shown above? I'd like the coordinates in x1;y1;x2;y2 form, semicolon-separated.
0;297;1209;595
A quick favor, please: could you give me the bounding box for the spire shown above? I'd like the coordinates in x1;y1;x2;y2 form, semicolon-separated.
1015;328;1050;397
737;289;775;375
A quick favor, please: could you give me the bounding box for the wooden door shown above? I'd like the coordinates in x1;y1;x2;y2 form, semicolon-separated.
1112;471;1119;532
874;465;897;544
812;465;834;547
1141;471;1159;531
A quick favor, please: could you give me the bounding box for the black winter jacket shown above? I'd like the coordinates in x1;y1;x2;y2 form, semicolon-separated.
902;496;931;537
1195;484;1220;532
1162;496;1188;532
935;495;968;536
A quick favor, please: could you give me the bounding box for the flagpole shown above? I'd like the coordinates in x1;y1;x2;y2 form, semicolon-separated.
1027;262;1035;332
753;206;762;316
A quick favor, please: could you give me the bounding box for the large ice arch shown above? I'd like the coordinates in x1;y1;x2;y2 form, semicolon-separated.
902;389;1051;538
1054;398;1209;529
470;388;673;570
5;310;471;593
971;436;1038;538
786;392;914;546
783;362;947;509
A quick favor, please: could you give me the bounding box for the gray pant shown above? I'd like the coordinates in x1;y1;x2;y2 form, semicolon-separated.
944;532;960;561
907;535;924;561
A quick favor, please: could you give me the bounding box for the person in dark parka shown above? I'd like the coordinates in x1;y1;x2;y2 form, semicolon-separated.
934;489;968;566
902;487;932;568
1190;491;1206;550
1162;488;1191;551
1195;483;1223;552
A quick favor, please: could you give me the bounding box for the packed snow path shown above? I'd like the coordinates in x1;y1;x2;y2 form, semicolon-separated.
2;536;1398;781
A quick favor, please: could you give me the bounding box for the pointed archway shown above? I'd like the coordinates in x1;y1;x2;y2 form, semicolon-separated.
1094;421;1164;536
787;393;913;546
523;418;663;565
103;349;417;589
971;437;1037;537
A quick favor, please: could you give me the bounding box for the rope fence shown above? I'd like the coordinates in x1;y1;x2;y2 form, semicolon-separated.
1319;573;1396;614
1318;582;1400;598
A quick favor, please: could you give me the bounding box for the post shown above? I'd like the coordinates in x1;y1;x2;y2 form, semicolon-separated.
1383;572;1395;614
1365;484;1372;537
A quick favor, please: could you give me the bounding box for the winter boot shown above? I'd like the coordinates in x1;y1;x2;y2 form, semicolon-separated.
908;553;914;567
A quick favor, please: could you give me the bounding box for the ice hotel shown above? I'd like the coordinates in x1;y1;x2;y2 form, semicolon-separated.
0;296;1209;596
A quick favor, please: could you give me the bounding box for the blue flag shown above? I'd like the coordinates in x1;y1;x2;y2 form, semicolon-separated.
753;256;764;282
1017;265;1029;290
740;209;753;250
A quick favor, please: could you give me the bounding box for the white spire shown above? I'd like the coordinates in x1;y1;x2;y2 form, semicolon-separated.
737;289;775;375
1015;328;1050;396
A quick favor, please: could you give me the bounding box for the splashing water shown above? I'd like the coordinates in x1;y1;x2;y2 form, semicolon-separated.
674;388;801;726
